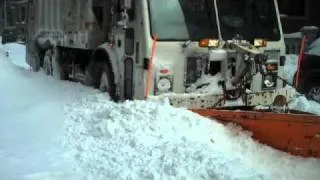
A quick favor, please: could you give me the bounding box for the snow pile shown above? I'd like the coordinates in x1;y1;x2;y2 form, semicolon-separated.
289;96;320;115
2;42;30;69
0;44;98;179
186;73;223;94
63;94;320;180
284;54;299;85
283;54;320;114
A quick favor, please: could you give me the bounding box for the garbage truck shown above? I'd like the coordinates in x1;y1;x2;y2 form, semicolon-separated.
26;0;290;103
25;0;320;158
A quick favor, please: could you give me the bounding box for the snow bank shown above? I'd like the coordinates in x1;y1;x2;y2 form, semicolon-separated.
63;94;320;180
284;54;298;85
289;96;320;115
2;42;30;69
283;54;320;114
0;44;97;179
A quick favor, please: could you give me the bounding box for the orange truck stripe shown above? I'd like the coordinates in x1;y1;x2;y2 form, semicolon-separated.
295;35;307;88
145;34;158;98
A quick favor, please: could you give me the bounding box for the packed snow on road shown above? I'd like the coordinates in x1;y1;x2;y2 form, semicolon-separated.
0;42;98;180
1;42;320;180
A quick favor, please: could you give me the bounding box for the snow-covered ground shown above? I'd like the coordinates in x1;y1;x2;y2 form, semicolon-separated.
64;95;320;180
0;43;97;179
2;42;30;70
1;42;320;180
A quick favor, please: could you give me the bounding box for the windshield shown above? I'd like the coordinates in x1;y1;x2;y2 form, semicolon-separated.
217;0;280;42
148;0;219;41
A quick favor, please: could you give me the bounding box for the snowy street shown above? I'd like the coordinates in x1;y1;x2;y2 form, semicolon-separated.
0;43;96;179
1;43;320;180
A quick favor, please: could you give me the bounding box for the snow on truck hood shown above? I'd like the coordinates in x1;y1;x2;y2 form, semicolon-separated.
185;73;224;94
63;94;320;180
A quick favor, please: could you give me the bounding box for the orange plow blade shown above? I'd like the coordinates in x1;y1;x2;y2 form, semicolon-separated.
190;109;320;158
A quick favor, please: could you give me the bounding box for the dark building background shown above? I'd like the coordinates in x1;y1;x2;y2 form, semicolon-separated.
0;0;5;32
0;0;27;31
279;0;320;33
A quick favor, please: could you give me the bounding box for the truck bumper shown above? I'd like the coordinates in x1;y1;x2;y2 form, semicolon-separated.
157;87;299;109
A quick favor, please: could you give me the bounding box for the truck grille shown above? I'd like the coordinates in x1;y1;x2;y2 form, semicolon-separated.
185;56;207;87
264;49;280;60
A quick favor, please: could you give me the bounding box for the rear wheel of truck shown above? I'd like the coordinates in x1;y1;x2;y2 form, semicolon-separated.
42;47;67;80
86;61;118;101
26;40;41;72
99;63;118;101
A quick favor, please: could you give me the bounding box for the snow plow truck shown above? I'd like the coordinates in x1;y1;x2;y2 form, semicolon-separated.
25;0;320;158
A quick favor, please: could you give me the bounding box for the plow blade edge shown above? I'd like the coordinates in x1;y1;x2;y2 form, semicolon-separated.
190;109;320;158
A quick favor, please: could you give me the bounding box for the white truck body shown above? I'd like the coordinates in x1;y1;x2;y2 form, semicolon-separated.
26;0;294;108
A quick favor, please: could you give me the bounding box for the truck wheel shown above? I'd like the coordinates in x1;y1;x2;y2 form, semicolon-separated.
306;84;320;103
85;60;118;101
42;47;66;80
26;41;41;71
98;63;117;101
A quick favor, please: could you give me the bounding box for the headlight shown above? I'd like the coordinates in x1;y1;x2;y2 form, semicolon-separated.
157;78;171;92
254;38;267;47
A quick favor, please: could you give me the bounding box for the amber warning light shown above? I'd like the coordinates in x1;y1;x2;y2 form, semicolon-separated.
199;39;220;48
254;38;268;47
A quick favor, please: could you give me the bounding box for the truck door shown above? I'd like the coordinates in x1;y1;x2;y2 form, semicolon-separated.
124;28;134;99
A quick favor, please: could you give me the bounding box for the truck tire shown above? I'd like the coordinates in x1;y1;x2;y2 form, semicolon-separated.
42;47;67;80
26;41;41;72
1;37;6;44
86;60;118;101
99;63;118;101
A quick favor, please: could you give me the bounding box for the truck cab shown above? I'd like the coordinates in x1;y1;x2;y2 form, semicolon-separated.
112;0;286;100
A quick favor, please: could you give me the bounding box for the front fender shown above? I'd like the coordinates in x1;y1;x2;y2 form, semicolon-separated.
93;43;122;88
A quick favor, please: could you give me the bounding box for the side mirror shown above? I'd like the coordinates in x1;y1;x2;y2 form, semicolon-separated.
117;9;129;29
117;0;133;29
